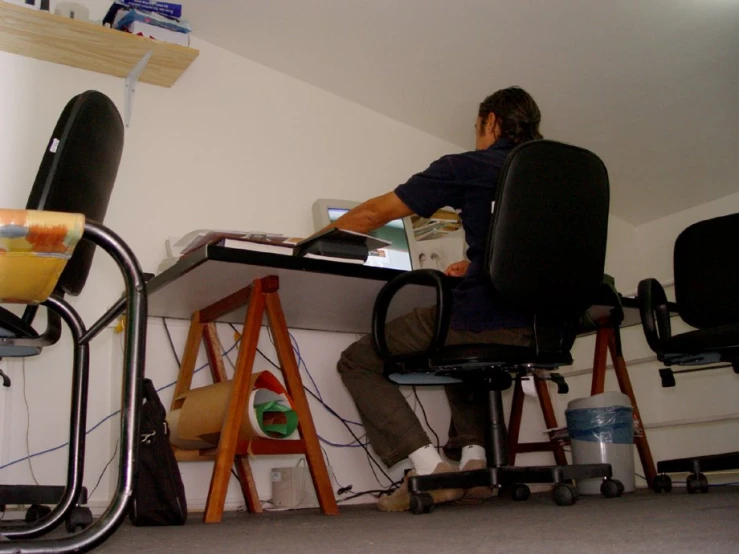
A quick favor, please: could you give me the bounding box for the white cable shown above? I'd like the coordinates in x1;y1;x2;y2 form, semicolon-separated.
22;359;40;486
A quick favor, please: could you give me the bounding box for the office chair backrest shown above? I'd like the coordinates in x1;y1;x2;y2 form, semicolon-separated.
673;213;739;329
26;90;124;296
485;139;610;317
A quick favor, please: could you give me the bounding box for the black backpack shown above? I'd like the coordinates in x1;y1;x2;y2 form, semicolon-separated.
128;379;187;526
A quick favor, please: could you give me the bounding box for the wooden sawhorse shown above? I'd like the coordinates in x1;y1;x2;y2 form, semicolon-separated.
169;275;339;523
508;320;657;486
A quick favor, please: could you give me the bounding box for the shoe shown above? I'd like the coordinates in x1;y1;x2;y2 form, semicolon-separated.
377;462;463;512
458;459;495;502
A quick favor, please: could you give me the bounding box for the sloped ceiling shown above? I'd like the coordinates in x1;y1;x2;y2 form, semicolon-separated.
181;0;739;225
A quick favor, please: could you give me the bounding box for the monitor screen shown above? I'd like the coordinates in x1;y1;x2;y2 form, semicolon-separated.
325;207;412;271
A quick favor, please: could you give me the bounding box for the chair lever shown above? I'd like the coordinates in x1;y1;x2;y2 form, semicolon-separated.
0;368;10;387
549;373;569;394
532;371;569;394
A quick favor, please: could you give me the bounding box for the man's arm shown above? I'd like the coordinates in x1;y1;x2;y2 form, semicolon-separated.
316;192;414;235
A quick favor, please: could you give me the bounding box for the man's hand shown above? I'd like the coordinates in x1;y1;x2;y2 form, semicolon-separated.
445;260;470;277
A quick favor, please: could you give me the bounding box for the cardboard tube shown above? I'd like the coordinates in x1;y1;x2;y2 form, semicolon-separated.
168;371;298;449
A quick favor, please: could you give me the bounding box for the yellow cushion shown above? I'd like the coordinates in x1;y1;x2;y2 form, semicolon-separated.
0;209;84;303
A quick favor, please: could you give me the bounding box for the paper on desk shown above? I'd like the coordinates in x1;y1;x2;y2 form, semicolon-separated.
168;229;286;258
173;229;280;251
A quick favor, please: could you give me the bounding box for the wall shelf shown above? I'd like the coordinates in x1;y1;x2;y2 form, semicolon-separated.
0;1;199;87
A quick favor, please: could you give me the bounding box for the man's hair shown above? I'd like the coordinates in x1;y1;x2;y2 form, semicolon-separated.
478;86;542;144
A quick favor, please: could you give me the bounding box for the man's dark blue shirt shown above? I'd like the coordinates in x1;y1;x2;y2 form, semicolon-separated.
394;137;532;331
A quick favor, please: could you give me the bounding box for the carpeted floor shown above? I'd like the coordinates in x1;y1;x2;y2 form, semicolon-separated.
91;487;739;554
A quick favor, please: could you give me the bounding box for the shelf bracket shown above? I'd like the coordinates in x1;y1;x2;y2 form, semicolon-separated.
124;50;153;127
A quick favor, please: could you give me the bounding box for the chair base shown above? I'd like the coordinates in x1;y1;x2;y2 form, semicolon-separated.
409;463;614;493
406;383;623;512
408;463;620;510
651;451;739;494
0;485;88;506
0;486;92;534
657;451;739;475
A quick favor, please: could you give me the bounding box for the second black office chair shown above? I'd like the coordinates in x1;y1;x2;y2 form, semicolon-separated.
372;139;623;513
638;213;739;494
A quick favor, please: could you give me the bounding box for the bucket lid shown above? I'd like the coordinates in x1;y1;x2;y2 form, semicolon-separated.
567;391;632;411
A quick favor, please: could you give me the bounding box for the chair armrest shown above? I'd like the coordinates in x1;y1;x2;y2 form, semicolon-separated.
638;278;672;354
371;269;453;359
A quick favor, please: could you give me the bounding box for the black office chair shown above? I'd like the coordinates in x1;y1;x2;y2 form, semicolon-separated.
0;90;121;360
638;213;739;494
372;139;624;513
0;91;147;553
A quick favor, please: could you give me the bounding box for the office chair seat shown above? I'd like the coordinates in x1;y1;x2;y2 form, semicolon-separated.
661;322;739;364
386;343;573;380
435;343;573;367
0;308;40;357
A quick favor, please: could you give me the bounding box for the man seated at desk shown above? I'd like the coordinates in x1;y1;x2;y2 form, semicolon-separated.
323;86;544;511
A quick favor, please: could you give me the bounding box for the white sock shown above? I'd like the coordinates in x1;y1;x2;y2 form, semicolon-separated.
459;445;487;469
408;444;443;475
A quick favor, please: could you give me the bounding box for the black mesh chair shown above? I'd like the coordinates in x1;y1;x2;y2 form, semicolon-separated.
372;139;624;513
638;213;739;494
0;91;147;553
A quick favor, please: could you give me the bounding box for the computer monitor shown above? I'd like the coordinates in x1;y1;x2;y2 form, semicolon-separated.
312;199;412;271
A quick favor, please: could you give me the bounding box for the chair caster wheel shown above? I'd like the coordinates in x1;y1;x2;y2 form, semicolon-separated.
25;504;52;523
510;484;530;501
600;479;623;498
615;479;625;495
65;506;93;533
409;493;434;514
686;473;709;494
652;474;672;493
552;484;578;506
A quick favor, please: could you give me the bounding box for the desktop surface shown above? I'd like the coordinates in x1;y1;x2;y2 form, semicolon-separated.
147;243;649;336
146;244;435;334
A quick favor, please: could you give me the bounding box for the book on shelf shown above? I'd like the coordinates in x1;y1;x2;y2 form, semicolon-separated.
110;5;191;34
120;1;183;19
125;20;190;46
293;228;391;262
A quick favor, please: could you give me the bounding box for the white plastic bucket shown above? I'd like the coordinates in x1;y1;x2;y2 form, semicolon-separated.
566;391;635;494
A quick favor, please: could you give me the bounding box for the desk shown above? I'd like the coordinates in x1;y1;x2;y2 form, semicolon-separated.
147;245;660;508
147;244;649;331
147;245;435;333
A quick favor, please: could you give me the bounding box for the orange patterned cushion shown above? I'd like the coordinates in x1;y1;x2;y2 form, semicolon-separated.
0;209;84;303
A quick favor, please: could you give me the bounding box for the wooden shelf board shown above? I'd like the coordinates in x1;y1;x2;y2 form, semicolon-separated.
0;1;199;87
